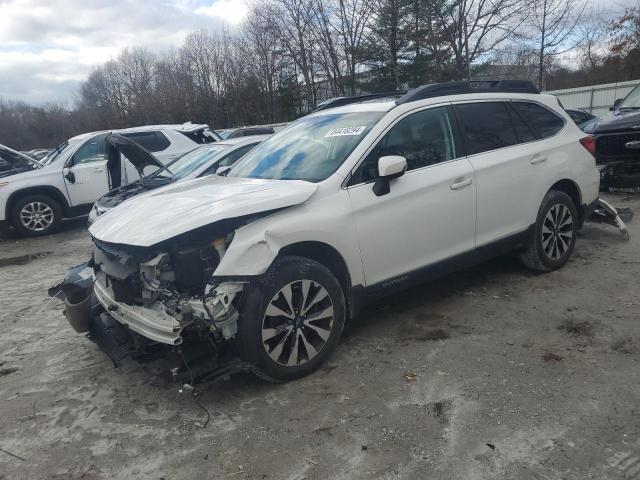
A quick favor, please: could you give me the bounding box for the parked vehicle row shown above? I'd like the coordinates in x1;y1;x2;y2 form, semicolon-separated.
52;80;600;384
0;123;220;236
87;135;268;224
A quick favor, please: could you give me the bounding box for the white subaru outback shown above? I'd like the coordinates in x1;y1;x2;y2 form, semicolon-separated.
61;81;599;382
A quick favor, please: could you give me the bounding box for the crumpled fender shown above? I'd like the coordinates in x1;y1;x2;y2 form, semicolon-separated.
213;187;365;285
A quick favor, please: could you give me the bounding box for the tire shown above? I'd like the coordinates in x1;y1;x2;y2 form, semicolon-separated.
520;190;578;271
238;256;346;382
10;194;63;237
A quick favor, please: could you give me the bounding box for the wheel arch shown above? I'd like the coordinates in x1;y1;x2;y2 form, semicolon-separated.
548;179;584;225
276;241;358;319
6;186;70;224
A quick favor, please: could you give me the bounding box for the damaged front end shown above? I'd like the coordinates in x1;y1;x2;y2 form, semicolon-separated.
51;222;258;384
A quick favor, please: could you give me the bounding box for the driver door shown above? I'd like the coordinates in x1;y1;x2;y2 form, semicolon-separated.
346;105;476;289
63;133;110;206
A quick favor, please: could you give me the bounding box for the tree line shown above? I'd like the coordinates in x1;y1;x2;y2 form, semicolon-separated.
2;0;640;151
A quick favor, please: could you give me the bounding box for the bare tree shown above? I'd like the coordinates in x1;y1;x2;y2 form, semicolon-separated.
433;0;528;81
528;0;586;89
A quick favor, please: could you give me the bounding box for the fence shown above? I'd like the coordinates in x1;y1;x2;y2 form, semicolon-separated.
545;79;640;116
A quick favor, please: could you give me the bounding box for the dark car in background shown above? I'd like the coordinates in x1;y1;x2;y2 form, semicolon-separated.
590;84;640;191
565;108;597;132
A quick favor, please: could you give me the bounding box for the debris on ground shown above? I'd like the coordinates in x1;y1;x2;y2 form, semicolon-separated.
0;367;19;377
403;372;417;382
543;353;563;363
558;320;594;338
588;199;631;240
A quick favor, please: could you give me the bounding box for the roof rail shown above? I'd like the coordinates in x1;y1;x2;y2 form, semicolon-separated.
314;92;404;112
395;80;539;105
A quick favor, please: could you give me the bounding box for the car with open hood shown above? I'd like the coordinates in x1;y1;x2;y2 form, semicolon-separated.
56;80;599;383
0;123;218;237
87;134;268;224
0;144;42;177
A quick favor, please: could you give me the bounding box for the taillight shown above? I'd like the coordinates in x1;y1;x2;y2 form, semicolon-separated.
579;135;596;157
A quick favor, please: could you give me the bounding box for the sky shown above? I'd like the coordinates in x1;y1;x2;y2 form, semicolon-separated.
0;0;248;105
0;0;635;106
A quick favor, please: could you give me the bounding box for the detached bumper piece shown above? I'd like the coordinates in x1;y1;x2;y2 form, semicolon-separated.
589;198;632;241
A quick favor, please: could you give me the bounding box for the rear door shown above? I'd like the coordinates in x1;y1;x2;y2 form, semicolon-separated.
347;105;477;288
63;133;110;206
453;101;539;246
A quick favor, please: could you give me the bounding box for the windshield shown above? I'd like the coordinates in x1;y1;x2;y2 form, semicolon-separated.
162;144;229;178
228;111;384;182
217;129;232;140
41;141;73;165
619;85;640;110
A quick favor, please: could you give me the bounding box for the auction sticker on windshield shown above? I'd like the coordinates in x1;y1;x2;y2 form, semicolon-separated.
325;126;367;137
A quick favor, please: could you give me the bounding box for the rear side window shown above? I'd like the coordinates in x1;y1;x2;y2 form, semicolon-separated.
121;131;171;152
512;102;565;138
454;102;518;155
507;104;536;143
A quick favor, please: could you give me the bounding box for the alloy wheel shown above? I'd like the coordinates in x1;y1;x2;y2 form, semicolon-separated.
542;203;573;261
20;202;54;232
261;279;334;367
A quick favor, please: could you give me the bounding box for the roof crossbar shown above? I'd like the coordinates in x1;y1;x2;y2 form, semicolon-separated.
395;80;539;105
313;92;404;112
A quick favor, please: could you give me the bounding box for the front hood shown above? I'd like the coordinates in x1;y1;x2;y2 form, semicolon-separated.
0;145;41;177
106;134;165;175
593;110;640;134
89;175;318;246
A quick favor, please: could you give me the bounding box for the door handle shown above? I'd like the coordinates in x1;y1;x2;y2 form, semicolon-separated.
531;155;547;165
450;177;472;190
93;167;104;172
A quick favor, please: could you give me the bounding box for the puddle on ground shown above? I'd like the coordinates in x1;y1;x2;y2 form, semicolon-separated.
0;251;53;267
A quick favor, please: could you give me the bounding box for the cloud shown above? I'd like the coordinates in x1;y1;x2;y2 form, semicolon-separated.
0;0;245;104
197;0;248;25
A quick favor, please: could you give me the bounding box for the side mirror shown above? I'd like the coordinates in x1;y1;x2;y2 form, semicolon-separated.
373;155;407;196
216;166;232;176
64;170;76;184
611;98;623;111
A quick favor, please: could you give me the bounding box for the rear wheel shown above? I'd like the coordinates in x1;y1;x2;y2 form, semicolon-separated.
238;256;345;382
10;194;62;237
520;190;578;271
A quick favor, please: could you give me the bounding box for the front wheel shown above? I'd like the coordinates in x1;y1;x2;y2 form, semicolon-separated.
520;190;578;271
10;194;63;237
238;256;346;382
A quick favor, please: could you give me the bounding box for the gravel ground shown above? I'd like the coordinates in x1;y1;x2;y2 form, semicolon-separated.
1;194;640;480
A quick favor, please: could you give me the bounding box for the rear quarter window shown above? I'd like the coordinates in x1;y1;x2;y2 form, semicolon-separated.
512;102;565;139
121;131;171;152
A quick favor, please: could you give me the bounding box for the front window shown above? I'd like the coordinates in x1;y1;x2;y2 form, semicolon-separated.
228;111;384;182
162;145;229;178
619;84;640;110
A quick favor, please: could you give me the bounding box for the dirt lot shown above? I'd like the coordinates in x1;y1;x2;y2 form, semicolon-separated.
1;194;640;479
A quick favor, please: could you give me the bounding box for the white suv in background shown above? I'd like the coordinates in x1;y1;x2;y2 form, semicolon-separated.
0;123;219;236
67;81;599;382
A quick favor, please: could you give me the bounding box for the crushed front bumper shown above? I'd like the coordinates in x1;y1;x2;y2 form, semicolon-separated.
93;273;185;345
